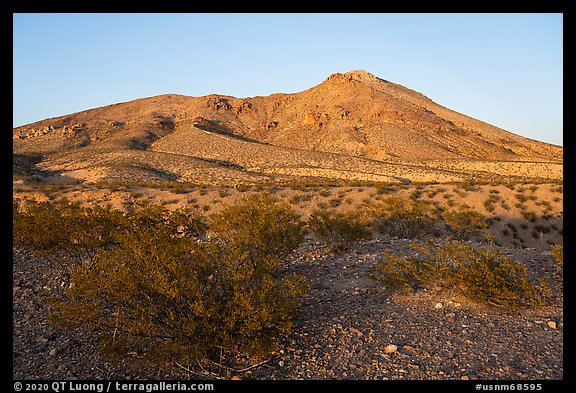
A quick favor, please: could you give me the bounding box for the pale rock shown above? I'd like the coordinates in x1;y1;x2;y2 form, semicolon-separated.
384;344;398;354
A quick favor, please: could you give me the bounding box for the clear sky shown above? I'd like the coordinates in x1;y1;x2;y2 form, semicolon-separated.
13;13;563;146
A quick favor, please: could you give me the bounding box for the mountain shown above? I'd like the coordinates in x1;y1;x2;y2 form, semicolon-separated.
13;70;562;185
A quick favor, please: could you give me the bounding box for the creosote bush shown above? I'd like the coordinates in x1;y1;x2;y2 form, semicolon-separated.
367;196;439;239
209;194;305;261
14;198;307;367
370;240;548;308
442;208;488;240
550;243;563;267
13;200;127;264
308;210;372;252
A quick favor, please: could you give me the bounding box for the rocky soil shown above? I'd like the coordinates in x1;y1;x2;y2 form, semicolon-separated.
13;237;563;381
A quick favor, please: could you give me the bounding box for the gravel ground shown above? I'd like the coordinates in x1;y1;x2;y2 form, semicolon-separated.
13;238;563;380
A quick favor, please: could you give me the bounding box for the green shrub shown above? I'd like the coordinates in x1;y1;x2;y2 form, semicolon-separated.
483;199;496;213
515;193;529;203
13;200;125;264
551;243;563;266
217;188;231;198
18;199;307;369
521;210;538;222
370;241;548;308
368;196;438;239
442;208;487;240
51;225;306;366
308;210;371;252
209;194;304;261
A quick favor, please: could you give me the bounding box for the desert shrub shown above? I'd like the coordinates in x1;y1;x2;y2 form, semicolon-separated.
13;200;125;264
370;241;548;308
209;194;304;261
442;208;488;240
48;199;306;368
51;226;306;366
289;194;304;205
13;200;208;262
308;210;372;252
368;196;438;239
217;188;231;198
515;193;529;203
483;199;496;213
534;224;551;234
328;197;342;208
170;184;189;194
550;243;563;266
461;182;480;192
521;210;538;222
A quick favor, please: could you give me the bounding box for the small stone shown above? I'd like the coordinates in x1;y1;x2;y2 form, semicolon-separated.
461;376;470;380
49;348;59;357
230;376;242;380
349;327;363;337
547;321;557;329
278;361;284;367
435;302;443;309
446;312;456;318
384;344;398;354
488;322;495;328
534;320;544;324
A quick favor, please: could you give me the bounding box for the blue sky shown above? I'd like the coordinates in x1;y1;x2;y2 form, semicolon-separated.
13;13;563;146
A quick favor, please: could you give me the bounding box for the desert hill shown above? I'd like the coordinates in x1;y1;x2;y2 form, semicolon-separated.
13;71;564;381
13;70;562;185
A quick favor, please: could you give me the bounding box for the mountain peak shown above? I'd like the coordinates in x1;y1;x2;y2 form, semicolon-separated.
323;70;382;87
344;69;378;81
